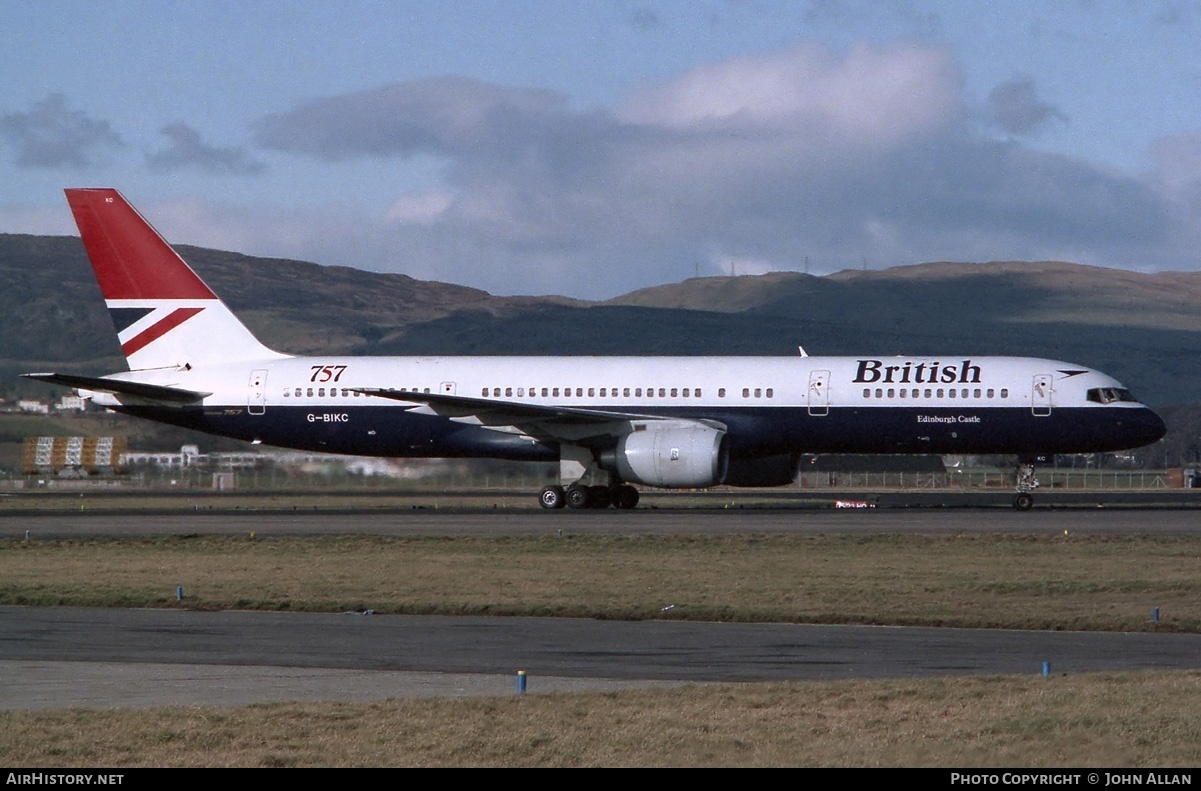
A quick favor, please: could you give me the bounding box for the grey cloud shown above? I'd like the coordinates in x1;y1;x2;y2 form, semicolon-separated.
0;94;122;168
242;56;1192;297
146;123;267;175
987;76;1068;136
786;137;1169;268
255;77;575;162
372;127;1178;296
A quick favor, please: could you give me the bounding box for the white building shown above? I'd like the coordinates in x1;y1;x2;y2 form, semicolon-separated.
55;396;86;412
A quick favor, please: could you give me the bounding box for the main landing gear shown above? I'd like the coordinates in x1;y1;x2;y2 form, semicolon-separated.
540;443;641;510
539;483;640;510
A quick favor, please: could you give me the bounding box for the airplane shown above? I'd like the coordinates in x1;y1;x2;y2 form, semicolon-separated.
24;188;1167;511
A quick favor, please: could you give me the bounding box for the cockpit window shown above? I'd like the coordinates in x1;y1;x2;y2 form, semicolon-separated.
1087;387;1138;405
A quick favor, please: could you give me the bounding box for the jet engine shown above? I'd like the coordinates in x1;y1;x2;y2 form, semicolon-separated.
602;422;728;488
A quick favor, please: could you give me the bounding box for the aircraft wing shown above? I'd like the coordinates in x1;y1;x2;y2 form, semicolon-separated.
354;387;725;443
22;373;211;404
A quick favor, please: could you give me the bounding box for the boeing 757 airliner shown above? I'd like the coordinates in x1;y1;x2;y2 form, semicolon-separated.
25;189;1166;510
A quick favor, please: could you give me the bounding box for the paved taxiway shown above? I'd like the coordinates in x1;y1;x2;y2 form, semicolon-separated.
6;502;1201;539
3;506;1200;709
4;606;1201;710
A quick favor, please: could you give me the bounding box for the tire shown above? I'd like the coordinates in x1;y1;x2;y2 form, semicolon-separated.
1013;493;1034;511
565;485;591;509
613;484;640;510
588;485;613;509
539;485;566;509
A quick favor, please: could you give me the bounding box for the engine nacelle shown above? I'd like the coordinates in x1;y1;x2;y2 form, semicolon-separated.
723;453;802;487
606;422;728;488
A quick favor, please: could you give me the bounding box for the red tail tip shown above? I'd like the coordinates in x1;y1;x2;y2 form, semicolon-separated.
65;188;216;301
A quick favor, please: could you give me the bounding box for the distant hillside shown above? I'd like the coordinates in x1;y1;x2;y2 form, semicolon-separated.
611;261;1201;333
3;234;1199;409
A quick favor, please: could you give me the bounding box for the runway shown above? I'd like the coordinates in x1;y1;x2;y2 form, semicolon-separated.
4;606;1201;710
3;506;1200;710
6;501;1201;539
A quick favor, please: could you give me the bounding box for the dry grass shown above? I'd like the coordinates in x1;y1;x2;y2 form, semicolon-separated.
3;672;1200;767
1;533;1199;631
4;533;1200;766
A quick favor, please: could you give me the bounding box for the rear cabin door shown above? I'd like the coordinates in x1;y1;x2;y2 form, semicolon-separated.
248;369;267;416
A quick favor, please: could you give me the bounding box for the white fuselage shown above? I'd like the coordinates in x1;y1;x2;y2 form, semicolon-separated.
92;353;1165;462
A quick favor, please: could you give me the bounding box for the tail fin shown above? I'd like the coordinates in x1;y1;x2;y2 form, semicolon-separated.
65;188;287;371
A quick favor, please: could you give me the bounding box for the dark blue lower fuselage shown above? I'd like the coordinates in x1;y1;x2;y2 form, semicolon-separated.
115;402;1166;461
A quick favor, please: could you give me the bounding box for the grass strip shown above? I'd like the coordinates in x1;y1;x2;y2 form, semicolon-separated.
2;533;1199;631
3;672;1200;767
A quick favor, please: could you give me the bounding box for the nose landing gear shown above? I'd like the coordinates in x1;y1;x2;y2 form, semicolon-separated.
1012;464;1040;510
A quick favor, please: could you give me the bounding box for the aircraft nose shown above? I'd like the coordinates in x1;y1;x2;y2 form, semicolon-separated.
1128;408;1167;447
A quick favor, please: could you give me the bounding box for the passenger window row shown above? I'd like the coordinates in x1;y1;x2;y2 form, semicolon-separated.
280;384;782;400
481;386;705;398
283;387;360;398
862;387;1009;399
282;386;432;398
477;386;777;399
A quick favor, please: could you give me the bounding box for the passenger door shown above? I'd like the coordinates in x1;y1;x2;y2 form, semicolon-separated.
1032;374;1053;417
248;369;267;416
808;370;830;416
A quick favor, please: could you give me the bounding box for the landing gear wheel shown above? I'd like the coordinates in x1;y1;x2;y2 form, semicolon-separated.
588;485;612;509
1012;493;1034;511
565;485;591;509
612;484;640;510
539;485;566;509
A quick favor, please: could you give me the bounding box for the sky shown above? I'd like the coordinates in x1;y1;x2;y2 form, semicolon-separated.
3;0;1201;299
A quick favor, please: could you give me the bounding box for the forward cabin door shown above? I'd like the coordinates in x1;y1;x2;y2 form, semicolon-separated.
808;370;830;416
249;369;267;416
1032;374;1053;417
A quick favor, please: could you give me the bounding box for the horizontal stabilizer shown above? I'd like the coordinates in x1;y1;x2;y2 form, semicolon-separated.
22;373;210;404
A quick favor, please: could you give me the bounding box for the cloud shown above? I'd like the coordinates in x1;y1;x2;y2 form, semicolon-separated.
146;123;266;175
144;194;338;258
1149;130;1201;251
255;76;571;162
385;189;456;226
235;43;1197;297
619;43;961;149
1151;131;1201;192
0;94;122;168
987;76;1068;136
